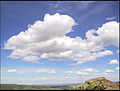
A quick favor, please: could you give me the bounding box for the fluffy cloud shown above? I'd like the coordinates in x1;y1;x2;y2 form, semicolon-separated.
105;69;114;73
65;70;89;75
4;13;119;65
96;21;119;47
115;67;119;70
83;68;99;72
65;68;99;75
109;59;119;64
71;50;113;65
6;69;24;74
23;56;40;62
106;17;116;21
5;68;57;74
7;69;17;73
4;13;75;50
37;69;56;74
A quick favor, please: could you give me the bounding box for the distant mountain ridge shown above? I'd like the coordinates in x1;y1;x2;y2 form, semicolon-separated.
49;83;81;88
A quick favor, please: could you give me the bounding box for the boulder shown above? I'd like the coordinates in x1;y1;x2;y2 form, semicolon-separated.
67;77;120;90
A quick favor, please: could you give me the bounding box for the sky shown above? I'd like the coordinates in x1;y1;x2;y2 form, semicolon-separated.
0;1;119;85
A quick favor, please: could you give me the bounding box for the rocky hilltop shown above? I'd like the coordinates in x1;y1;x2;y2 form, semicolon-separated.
67;77;120;90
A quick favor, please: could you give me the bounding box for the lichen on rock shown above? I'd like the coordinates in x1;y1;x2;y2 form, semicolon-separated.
67;77;120;90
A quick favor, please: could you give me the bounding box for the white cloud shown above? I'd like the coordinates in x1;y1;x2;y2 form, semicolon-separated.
96;21;119;47
72;50;113;65
6;69;25;74
5;13;75;50
37;69;56;74
109;59;119;64
4;13;119;65
7;69;17;73
83;68;99;72
65;70;89;75
75;71;89;75
65;68;99;75
105;69;114;73
23;56;40;62
104;73;108;75
33;77;50;81
106;17;116;21
117;50;119;53
115;67;119;70
5;68;57;74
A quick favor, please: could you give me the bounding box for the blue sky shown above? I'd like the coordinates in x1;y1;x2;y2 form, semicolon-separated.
1;1;119;85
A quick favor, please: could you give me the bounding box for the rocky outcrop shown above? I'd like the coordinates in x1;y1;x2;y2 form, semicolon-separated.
67;77;120;90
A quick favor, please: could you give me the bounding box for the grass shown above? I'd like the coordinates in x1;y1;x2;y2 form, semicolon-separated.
0;84;64;90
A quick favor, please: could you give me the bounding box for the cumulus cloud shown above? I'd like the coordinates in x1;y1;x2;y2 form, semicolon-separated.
5;68;57;74
6;69;24;74
23;56;40;62
117;50;119;53
4;13;75;50
65;68;99;75
4;13;119;65
106;17;116;21
96;21;119;47
83;68;99;72
115;67;119;70
7;69;17;73
109;59;119;64
105;69;114;73
65;70;89;75
37;69;56;74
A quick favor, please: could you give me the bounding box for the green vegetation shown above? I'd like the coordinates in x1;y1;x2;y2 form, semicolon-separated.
0;84;63;90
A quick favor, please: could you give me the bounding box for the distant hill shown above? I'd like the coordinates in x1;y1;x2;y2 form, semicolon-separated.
49;83;80;88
